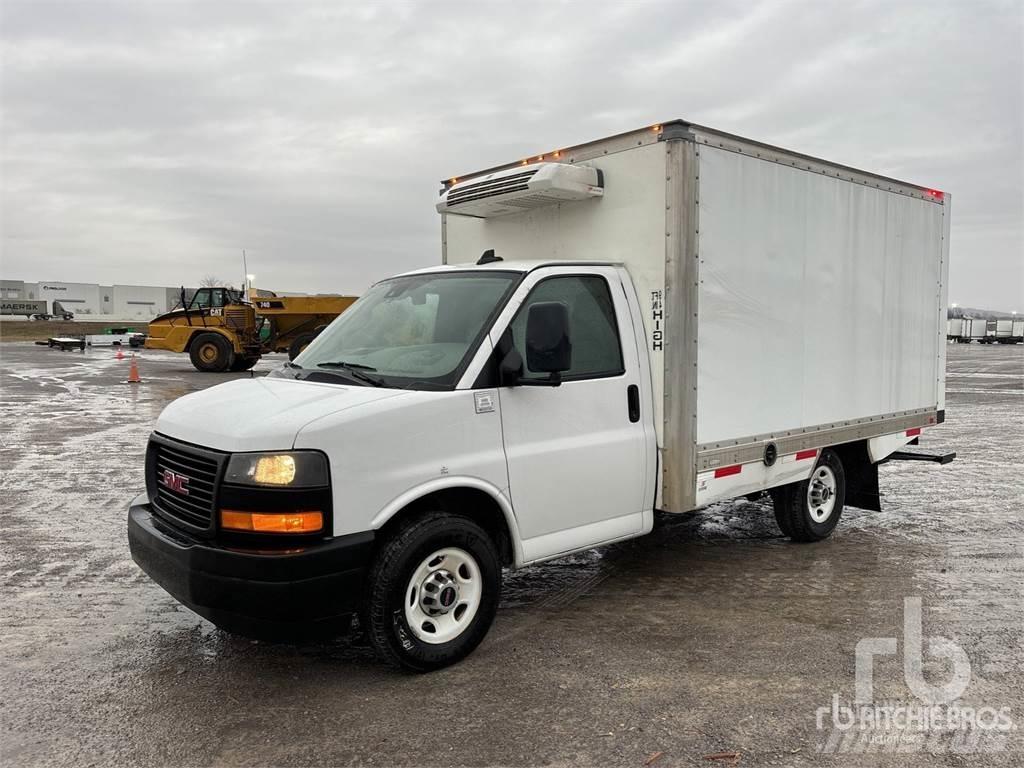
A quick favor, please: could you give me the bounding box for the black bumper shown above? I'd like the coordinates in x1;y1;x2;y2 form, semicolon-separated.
127;494;374;637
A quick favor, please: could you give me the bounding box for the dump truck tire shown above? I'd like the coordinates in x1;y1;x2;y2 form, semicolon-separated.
288;332;317;361
189;333;234;372
230;355;260;372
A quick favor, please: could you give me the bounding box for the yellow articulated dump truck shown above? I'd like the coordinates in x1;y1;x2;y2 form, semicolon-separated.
145;287;358;372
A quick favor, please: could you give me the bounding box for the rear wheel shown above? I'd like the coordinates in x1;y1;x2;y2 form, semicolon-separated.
189;333;234;372
364;512;501;672
288;332;318;361
772;448;846;542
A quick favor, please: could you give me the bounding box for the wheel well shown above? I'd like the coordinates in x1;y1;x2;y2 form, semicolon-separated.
183;331;205;353
377;488;514;566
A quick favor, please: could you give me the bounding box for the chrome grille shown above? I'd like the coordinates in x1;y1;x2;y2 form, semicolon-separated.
149;437;224;534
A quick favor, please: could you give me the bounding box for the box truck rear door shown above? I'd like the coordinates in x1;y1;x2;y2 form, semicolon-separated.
496;267;648;562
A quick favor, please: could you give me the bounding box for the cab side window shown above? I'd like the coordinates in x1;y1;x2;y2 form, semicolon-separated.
190;288;211;308
510;275;624;381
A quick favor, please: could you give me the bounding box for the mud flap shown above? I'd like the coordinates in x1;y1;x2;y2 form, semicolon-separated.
846;461;881;512
836;444;882;512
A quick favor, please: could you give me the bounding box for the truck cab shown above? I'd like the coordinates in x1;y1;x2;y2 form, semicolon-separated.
129;258;657;671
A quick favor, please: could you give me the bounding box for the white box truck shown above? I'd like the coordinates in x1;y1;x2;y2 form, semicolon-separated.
984;318;1018;344
129;120;953;671
947;317;967;341
964;317;987;342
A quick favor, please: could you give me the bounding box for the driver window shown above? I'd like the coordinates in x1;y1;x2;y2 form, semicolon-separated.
190;288;211;308
510;275;624;381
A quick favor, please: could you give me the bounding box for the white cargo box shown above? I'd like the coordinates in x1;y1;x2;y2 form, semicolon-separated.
441;121;949;511
964;318;986;339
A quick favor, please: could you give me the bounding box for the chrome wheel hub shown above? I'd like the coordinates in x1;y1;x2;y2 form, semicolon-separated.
420;570;459;616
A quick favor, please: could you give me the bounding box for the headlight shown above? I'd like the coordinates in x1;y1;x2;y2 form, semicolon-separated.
224;451;329;487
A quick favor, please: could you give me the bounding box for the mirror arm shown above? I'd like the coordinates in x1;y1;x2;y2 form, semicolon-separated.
513;372;561;388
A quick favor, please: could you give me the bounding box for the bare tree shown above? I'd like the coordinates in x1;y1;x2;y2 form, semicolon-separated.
199;275;225;288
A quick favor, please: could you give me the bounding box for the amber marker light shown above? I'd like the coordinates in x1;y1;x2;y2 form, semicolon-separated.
221;509;324;534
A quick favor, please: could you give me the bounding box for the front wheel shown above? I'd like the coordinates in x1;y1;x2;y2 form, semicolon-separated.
364;512;501;672
189;332;234;372
773;448;846;542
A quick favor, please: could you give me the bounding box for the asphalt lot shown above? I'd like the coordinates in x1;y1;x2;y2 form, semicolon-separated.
1;342;1022;767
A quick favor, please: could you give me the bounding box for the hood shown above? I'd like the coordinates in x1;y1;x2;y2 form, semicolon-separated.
155;376;407;452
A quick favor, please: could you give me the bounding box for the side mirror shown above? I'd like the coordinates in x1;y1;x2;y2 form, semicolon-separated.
526;301;572;380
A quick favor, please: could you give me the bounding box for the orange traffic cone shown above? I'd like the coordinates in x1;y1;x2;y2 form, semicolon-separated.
115;347;125;360
124;354;142;384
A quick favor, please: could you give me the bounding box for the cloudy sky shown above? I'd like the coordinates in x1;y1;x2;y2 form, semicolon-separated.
1;0;1021;309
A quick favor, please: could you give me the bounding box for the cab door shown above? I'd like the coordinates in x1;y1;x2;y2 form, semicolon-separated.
494;267;651;562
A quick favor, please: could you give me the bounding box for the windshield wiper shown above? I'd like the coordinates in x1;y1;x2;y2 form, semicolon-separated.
284;361;302;369
317;361;377;371
316;361;385;387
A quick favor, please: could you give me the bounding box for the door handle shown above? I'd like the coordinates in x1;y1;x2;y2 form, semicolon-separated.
627;384;640;423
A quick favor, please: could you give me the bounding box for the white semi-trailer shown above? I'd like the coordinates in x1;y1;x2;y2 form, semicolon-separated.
984;318;1020;344
129;120;953;671
964;317;988;342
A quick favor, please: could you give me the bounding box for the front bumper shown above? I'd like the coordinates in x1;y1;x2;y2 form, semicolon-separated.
127;493;374;637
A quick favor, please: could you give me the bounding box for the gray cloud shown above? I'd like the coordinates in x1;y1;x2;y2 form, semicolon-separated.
1;0;1021;309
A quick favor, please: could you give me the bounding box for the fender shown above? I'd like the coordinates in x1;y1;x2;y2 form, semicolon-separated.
368;475;525;567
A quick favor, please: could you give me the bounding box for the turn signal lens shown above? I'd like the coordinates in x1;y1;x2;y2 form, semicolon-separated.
220;509;323;533
252;454;296;485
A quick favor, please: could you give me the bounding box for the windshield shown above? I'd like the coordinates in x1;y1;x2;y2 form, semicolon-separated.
292;271;520;389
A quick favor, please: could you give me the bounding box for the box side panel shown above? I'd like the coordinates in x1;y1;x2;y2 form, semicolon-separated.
445;141;669;441
696;145;945;447
937;195;951;410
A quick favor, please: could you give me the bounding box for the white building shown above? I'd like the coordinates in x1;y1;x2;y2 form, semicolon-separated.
29;282;102;315
112;285;170;318
7;280;185;319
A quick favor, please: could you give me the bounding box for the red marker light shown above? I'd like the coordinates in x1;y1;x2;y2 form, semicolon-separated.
925;189;944;200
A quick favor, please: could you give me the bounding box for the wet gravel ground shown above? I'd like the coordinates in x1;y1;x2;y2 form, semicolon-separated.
1;342;1021;767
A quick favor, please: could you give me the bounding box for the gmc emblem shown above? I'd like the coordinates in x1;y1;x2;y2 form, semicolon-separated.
159;469;190;496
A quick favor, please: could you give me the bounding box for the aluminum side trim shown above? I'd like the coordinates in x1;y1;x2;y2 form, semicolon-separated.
696;408;940;471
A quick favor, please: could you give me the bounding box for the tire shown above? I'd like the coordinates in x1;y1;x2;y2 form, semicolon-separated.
230;355;260;372
288;332;318;361
364;511;501;672
772;448;846;542
770;489;794;538
189;332;234;372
